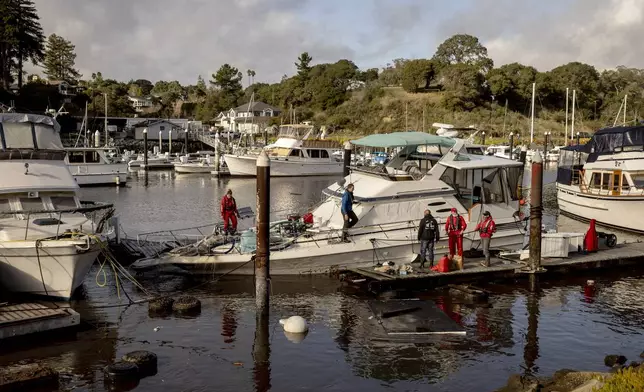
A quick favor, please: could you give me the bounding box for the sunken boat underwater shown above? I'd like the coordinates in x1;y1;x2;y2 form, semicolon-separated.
0;113;115;299
557;124;644;233
137;132;527;276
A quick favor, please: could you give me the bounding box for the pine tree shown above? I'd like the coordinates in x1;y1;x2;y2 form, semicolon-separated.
42;33;81;83
0;0;45;89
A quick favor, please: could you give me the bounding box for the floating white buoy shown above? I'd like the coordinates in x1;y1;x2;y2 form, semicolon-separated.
279;316;308;333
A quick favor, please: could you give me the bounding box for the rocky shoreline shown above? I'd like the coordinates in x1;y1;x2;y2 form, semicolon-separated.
494;353;644;392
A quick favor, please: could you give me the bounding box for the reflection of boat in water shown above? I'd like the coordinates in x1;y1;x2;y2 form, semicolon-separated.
137;132;526;275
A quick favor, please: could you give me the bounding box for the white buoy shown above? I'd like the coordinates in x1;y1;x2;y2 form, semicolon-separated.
279;316;308;333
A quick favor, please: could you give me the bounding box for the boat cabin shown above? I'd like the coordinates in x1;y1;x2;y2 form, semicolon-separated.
66;147;123;165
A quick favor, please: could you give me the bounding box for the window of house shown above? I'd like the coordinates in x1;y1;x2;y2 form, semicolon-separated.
309;149;320;158
320;150;329;158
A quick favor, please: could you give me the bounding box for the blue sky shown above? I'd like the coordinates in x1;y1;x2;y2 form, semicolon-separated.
31;0;644;84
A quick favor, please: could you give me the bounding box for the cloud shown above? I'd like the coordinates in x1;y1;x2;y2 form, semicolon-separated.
434;0;644;71
32;0;354;84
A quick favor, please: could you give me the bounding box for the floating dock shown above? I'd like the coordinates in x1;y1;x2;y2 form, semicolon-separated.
109;238;179;264
344;242;644;292
0;302;79;340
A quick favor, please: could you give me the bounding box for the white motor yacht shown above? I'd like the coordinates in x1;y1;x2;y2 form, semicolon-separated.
0;113;114;299
224;124;343;177
557;125;644;232
66;147;128;186
140;132;526;275
127;152;174;169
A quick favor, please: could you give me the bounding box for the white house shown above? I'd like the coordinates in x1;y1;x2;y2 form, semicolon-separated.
133;119;183;140
215;101;282;134
128;96;154;112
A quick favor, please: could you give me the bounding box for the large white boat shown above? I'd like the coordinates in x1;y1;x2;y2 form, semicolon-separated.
66;147;128;186
0;113;114;299
224;124;343;177
556;125;644;233
140;132;526;275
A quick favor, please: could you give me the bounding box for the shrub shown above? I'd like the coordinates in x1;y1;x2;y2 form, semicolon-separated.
596;366;644;391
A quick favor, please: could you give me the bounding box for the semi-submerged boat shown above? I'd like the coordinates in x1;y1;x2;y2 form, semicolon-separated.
223;124;343;177
0;113;114;299
556;125;644;233
138;132;527;275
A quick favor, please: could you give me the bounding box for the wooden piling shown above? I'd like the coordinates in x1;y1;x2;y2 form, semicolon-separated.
184;129;189;153
509;132;515;160
543;132;549;156
252;306;271;392
343;141;351;177
576;131;580;146
215;144;221;172
520;146;528;164
143;128;148;169
481;131;486;145
529;151;543;271
169;129;172;155
255;150;270;315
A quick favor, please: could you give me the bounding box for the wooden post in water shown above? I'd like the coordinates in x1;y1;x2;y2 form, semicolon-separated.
256;150;270;315
169;129;172;155
252;300;271;392
215;143;221;173
143;128;148;169
509;132;515;160
543;132;549;157
529;151;543;272
520;146;528;165
481;131;486;145
576;131;580;146
343;141;352;177
184;128;189;154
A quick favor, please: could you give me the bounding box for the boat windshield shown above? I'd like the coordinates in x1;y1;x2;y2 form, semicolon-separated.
267;147;291;157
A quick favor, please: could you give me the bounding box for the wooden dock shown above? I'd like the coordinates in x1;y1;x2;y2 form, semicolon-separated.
344;242;644;292
0;302;79;340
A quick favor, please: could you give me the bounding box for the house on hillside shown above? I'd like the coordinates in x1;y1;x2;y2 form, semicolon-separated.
132;119;183;140
128;96;154;112
215;101;282;134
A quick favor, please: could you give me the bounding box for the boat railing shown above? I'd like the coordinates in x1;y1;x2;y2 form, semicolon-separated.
0;201;115;240
577;171;644;196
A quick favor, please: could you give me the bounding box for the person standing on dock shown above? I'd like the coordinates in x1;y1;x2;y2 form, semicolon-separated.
475;211;496;267
446;208;467;270
417;210;439;268
341;183;358;243
221;189;240;234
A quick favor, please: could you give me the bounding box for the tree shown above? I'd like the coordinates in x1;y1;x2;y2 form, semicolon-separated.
295;52;313;80
246;69;256;87
440;63;486;110
42;33;80;82
133;79;153;95
358;68;379;83
433;34;493;73
401;59;435;93
210;64;243;110
547;62;599;112
0;0;45;89
486;63;537;110
379;58;408;86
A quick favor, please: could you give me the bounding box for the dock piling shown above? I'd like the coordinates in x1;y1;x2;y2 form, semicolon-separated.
143;128;148;169
529;151;543;272
255;150;271;315
520;146;527;164
169;129;172;155
215;143;221;172
481;131;486;145
184;128;189;153
343;141;352;177
543;132;549;156
509;132;515;160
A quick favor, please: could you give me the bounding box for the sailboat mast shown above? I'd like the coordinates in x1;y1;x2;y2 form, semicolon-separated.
104;93;108;146
624;94;628;126
565;88;569;146
571;90;576;143
530;82;536;143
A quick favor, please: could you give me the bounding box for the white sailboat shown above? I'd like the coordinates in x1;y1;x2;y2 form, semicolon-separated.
139;132;526;275
0;113;114;299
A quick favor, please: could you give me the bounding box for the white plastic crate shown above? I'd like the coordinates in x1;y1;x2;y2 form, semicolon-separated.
541;233;570;258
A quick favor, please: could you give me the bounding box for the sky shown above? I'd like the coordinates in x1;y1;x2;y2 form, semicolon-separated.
31;0;644;85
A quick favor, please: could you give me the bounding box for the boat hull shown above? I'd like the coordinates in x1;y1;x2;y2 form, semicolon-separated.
154;228;525;275
174;164;217;173
557;183;644;233
73;172;128;186
224;154;343;177
0;240;101;299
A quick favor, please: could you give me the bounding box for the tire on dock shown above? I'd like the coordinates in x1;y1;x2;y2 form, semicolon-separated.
121;350;158;377
148;297;174;315
104;361;139;383
172;296;202;315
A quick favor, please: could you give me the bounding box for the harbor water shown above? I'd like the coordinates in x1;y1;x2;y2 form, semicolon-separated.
2;169;644;392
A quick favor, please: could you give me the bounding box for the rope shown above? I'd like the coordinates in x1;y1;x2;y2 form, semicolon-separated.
35;239;49;297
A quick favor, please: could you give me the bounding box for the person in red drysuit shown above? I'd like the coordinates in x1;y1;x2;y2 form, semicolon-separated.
220;189;239;234
475;211;497;267
584;219;599;252
445;207;467;270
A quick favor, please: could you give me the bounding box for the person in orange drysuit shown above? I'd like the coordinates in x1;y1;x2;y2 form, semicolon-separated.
220;189;240;234
445;207;467;270
475;211;497;267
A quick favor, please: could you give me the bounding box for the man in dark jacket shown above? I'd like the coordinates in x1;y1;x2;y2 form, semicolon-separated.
417;209;440;268
341;183;357;243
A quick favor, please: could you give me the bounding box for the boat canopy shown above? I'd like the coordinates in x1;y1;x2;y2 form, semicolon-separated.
0;113;63;150
351;132;456;148
584;125;644;155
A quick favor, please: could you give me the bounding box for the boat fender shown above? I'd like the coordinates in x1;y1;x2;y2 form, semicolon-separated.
279;316;308;333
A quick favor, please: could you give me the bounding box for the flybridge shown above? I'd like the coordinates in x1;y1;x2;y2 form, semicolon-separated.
0;113;63;152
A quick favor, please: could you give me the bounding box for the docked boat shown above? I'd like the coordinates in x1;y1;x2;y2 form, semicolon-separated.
485;145;520;160
174;155;228;174
557;125;644;233
127;153;174;169
139;132;526;275
66;147;128;186
0;113;114;299
224;124;343;176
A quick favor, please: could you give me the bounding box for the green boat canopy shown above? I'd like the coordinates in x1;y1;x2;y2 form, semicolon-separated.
350;132;456;148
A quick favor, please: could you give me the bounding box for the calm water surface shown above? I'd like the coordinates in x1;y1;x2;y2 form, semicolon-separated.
2;169;644;392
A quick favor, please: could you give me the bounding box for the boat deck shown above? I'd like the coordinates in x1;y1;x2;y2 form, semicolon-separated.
344;242;644;292
0;302;80;340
